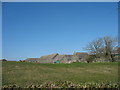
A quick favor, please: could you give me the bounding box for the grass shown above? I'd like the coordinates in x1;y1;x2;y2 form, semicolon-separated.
2;61;118;87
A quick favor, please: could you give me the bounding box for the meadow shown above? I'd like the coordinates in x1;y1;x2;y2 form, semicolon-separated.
2;61;118;88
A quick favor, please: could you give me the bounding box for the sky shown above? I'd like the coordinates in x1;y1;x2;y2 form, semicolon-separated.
2;2;118;61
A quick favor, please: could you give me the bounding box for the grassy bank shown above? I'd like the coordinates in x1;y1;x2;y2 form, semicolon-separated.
2;61;118;87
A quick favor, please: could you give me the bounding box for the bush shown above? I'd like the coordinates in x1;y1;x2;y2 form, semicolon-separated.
85;55;96;63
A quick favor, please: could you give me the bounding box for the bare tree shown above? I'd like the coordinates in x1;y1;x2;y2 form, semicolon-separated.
84;36;117;61
84;38;103;58
102;36;117;61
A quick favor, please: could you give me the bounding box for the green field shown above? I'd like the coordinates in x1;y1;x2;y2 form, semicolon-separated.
2;61;118;87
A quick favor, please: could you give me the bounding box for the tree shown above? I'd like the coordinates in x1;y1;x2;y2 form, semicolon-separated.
84;38;104;59
102;36;117;61
84;36;117;61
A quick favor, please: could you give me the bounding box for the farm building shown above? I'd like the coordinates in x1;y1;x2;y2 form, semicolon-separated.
25;52;88;63
0;59;7;61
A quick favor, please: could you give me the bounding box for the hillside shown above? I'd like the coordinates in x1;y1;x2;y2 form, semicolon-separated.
2;61;118;87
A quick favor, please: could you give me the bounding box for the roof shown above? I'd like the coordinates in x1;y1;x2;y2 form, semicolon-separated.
0;59;7;61
74;52;88;55
25;58;39;61
54;55;65;60
40;53;59;60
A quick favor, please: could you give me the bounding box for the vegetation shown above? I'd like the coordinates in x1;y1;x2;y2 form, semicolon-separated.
2;81;119;89
84;36;118;62
2;61;118;88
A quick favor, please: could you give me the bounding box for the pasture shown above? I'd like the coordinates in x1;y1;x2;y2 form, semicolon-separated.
2;61;118;87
